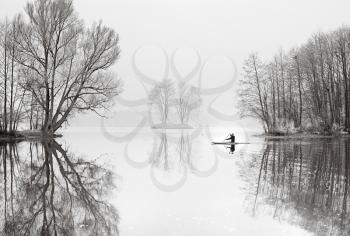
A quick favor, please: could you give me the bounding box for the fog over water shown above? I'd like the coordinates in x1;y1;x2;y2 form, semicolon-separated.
3;0;350;128
1;0;350;235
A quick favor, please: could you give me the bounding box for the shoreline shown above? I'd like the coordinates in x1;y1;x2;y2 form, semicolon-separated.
0;130;63;142
254;132;350;139
151;123;193;129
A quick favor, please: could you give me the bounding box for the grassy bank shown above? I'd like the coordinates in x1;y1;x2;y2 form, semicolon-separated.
0;130;62;142
256;130;350;139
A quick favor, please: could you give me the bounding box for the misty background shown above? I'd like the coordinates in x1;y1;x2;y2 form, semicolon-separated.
2;0;350;129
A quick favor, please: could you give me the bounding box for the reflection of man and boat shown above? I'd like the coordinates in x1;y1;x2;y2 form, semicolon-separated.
150;130;238;171
224;133;236;154
211;133;249;155
0;140;119;236
149;130;247;176
150;132;241;167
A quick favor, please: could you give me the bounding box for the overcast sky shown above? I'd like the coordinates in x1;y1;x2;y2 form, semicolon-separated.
2;0;350;127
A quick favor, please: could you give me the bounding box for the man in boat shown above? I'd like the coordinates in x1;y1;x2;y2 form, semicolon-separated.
225;133;235;143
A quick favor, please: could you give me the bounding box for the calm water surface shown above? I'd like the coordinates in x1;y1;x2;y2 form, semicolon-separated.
1;127;350;236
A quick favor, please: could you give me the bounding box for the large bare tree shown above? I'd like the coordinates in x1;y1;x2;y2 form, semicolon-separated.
239;53;271;132
11;0;121;134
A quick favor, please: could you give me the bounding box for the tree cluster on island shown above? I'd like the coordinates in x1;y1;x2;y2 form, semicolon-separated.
0;0;122;138
239;26;350;135
148;79;202;129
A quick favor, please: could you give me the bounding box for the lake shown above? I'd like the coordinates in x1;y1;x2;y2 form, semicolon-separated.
1;127;349;236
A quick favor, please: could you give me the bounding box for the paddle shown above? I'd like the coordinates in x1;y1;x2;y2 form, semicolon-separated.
211;142;250;145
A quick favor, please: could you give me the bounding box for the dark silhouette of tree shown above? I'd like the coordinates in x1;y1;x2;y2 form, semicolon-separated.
0;140;119;236
242;138;350;236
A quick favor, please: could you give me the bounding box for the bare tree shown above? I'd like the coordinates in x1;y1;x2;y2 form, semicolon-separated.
12;0;122;134
293;54;303;128
0;19;9;133
149;79;175;124
175;82;201;124
0;17;27;134
239;53;271;132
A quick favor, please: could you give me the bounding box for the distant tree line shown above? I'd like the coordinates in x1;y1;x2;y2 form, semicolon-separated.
239;26;350;134
0;0;122;135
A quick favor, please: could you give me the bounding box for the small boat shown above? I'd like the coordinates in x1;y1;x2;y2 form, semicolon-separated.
211;142;250;145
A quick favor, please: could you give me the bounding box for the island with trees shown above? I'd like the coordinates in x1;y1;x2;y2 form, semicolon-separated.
149;79;201;129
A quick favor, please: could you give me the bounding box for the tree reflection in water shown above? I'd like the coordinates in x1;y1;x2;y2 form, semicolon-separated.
0;140;118;236
243;138;350;236
150;131;194;171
